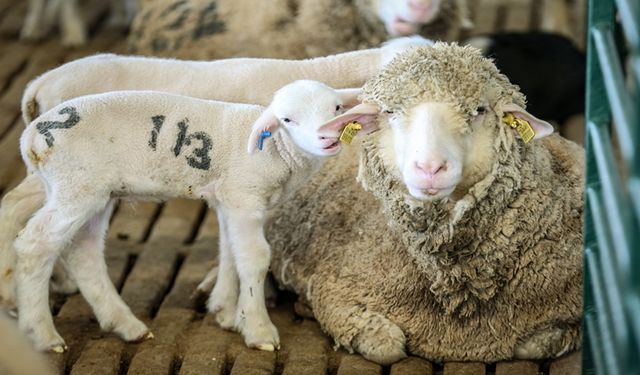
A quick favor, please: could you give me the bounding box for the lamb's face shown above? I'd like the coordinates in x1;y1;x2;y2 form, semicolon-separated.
375;0;443;36
248;80;378;156
271;81;350;156
382;99;496;201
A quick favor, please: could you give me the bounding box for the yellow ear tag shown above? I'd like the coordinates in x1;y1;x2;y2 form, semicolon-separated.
339;122;363;145
503;113;535;144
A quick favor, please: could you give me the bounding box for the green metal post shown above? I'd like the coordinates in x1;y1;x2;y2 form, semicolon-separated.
584;0;640;374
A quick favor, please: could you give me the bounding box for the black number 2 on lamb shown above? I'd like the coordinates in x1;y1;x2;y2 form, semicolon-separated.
35;106;81;147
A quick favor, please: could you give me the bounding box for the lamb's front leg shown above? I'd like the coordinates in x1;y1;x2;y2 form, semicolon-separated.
223;207;279;351
206;209;239;330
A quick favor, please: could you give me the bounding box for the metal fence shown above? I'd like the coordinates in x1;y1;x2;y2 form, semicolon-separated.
584;0;640;374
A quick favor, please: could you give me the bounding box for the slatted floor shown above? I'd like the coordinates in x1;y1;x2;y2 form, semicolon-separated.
0;0;583;374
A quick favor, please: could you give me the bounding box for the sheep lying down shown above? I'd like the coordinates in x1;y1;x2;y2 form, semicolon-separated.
14;81;377;352
266;43;584;364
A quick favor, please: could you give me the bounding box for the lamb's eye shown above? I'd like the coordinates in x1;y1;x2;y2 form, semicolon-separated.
336;105;341;112
385;110;394;114
476;106;487;115
282;118;291;123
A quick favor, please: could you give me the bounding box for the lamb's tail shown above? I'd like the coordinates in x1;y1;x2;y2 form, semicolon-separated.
21;78;41;125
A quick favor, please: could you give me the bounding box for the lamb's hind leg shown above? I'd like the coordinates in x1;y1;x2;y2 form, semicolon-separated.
0;174;45;312
206;209;239;330
15;195;109;352
62;199;150;342
223;207;279;351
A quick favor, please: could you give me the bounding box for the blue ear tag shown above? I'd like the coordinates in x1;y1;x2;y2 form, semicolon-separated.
258;131;272;151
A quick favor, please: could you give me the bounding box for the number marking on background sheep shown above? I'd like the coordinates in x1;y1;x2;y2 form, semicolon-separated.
35;106;80;147
192;2;226;40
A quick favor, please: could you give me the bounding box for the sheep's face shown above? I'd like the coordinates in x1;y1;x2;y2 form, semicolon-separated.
362;43;554;202
375;0;443;36
382;100;496;201
248;80;378;155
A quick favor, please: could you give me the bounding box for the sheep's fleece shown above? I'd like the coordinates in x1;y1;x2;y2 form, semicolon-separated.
267;44;583;362
128;0;463;59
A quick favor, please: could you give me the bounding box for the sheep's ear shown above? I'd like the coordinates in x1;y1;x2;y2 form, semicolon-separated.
337;88;362;109
319;103;380;135
247;107;280;154
500;103;554;141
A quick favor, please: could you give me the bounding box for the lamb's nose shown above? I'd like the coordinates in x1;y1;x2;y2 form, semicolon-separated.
415;160;447;178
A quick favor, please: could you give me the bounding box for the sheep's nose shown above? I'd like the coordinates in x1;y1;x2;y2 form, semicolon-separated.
408;0;431;12
415;160;447;178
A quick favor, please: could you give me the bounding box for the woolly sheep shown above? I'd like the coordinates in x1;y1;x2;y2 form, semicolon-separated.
0;36;430;312
14;81;377;352
127;0;468;59
265;43;583;364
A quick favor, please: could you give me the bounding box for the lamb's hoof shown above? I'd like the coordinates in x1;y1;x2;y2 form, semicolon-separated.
240;319;280;352
109;315;150;343
50;344;68;354
133;331;154;342
26;327;67;353
256;343;275;352
352;315;407;365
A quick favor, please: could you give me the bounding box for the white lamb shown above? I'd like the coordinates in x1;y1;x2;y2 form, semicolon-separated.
14;81;377;353
0;36;431;312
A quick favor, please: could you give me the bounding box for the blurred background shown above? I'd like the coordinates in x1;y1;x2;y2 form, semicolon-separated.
0;1;591;374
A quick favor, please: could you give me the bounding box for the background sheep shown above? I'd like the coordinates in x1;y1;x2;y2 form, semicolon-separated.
14;81;376;352
20;0;136;47
265;43;583;364
0;37;429;313
127;0;468;59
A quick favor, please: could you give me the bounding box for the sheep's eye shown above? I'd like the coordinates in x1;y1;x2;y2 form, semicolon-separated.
282;118;291;123
476;106;487;115
335;105;341;112
384;110;394;114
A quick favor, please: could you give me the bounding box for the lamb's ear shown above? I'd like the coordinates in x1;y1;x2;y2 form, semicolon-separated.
337;88;362;109
247;107;280;154
319;103;380;135
500;103;554;141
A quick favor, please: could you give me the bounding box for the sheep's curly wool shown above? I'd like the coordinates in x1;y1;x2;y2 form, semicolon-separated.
267;44;583;362
127;0;464;59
